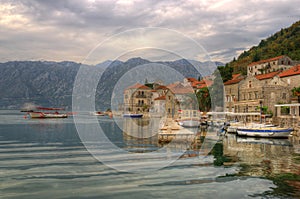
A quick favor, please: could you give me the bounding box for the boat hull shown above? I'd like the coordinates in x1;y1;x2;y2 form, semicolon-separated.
29;112;68;118
237;127;293;138
123;114;143;118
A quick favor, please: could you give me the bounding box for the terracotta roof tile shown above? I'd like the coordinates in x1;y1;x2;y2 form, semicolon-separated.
279;64;300;78
167;83;194;94
186;77;197;82
255;71;281;80
232;74;242;80
224;77;244;85
126;83;151;90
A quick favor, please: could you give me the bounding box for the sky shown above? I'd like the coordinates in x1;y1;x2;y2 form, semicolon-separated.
0;0;299;64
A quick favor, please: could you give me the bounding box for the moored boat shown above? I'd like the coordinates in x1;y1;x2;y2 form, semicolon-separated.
28;107;68;119
91;111;106;116
236;126;293;138
123;113;143;118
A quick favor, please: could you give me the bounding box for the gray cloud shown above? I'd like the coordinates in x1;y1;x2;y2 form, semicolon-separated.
0;0;299;63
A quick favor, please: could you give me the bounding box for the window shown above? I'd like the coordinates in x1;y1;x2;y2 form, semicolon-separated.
249;93;252;100
249;81;252;88
283;93;286;99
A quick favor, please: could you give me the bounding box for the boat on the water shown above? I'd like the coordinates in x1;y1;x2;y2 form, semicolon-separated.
226;122;275;134
236;126;293;138
91;111;106;116
123;113;143;118
28;107;68;119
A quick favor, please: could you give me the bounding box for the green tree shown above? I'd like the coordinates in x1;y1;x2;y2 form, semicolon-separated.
217;65;233;82
252;50;260;62
292;86;300;103
196;87;211;112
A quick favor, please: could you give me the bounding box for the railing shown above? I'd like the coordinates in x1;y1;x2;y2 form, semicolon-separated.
135;95;147;98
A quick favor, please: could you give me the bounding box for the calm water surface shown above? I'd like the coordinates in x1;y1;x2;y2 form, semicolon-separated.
0;110;299;198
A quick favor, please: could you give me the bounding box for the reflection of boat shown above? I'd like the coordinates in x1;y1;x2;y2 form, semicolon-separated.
179;119;200;128
236;136;292;146
28;107;68;118
236;126;293;138
123;113;143;118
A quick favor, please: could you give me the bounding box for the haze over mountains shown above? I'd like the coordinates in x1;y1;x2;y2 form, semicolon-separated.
0;58;223;110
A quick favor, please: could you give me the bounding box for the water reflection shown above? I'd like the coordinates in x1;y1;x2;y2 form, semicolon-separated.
223;134;299;175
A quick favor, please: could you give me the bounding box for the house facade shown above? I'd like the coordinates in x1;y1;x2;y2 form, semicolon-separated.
224;74;244;112
247;55;294;76
225;56;298;116
123;83;152;113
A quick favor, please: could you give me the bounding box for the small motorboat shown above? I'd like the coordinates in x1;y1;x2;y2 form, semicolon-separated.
91;111;106;116
123;113;143;118
236;126;293;138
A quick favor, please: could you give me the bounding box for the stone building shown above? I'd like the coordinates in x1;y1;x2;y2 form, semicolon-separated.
233;72;289;114
123;83;152;113
279;64;300;89
165;82;195;118
247;55;294;76
224;74;244;112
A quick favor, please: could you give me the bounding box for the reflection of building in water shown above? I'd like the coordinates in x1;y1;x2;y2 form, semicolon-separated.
223;135;299;176
122;118;162;146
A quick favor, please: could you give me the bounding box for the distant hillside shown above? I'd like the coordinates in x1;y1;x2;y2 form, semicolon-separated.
228;20;300;74
0;58;223;110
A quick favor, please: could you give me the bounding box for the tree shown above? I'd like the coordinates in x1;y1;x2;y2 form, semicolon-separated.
252;50;260;62
217;65;233;82
196;87;211;112
292;86;300;103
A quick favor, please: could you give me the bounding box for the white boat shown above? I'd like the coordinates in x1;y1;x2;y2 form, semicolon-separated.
91;111;106;116
28;107;68;119
29;112;68;118
236;126;293;138
226;122;275;134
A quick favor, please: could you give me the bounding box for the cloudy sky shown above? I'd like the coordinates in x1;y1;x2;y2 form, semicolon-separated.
0;0;299;64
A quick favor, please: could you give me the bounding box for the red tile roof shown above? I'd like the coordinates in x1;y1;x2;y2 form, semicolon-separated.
279;64;300;78
232;74;242;79
186;77;197;82
126;83;151;90
154;96;166;100
248;55;285;67
167;82;194;94
224;78;244;85
224;74;244;85
255;71;281;80
155;85;168;90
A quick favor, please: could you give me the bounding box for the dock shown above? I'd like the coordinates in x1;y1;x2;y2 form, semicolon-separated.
158;118;196;143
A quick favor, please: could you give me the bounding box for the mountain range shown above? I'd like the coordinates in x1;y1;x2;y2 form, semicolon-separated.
0;58;223;110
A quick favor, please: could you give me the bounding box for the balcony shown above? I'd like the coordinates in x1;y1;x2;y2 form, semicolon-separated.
135;95;147;98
